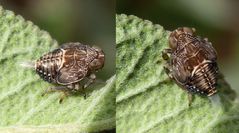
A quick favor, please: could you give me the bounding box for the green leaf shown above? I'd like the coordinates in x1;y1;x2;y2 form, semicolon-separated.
0;6;115;133
116;14;239;133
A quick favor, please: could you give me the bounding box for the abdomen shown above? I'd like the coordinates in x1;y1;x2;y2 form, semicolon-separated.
35;49;63;83
186;61;218;96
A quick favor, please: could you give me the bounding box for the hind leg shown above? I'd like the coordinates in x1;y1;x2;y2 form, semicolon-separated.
42;86;70;103
42;86;68;96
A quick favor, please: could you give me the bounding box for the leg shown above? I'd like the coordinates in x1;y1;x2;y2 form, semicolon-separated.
82;73;96;99
42;86;70;103
162;49;174;80
59;91;70;104
162;48;172;61
41;86;68;96
82;87;87;99
84;73;96;89
163;64;174;79
67;83;87;99
188;92;193;106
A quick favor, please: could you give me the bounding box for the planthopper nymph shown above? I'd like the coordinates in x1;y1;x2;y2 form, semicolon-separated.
21;42;105;103
162;27;219;106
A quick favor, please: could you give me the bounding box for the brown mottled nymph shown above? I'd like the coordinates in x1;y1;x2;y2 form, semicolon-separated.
25;42;104;103
162;27;218;105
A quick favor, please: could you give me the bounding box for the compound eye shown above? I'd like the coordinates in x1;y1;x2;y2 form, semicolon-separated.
169;35;177;50
183;27;195;35
89;59;102;70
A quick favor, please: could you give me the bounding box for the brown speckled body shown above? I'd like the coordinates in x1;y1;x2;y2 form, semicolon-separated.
35;42;104;86
163;27;218;96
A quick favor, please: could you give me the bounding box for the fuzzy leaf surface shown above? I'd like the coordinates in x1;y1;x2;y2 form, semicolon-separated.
0;6;115;133
116;14;239;133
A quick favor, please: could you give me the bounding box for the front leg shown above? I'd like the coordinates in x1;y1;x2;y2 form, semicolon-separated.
84;73;96;89
80;73;96;99
162;48;172;61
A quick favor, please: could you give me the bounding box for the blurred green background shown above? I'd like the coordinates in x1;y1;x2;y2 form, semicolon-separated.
0;0;115;80
117;0;239;94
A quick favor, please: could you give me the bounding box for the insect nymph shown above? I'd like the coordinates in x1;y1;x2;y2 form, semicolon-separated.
162;27;218;105
33;42;104;103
